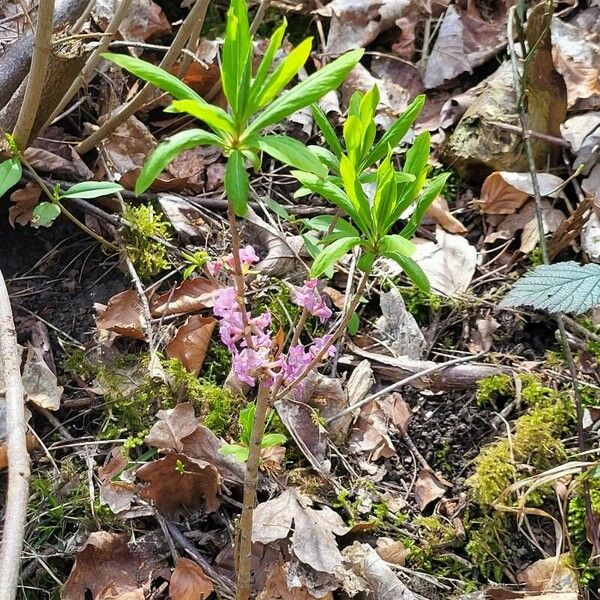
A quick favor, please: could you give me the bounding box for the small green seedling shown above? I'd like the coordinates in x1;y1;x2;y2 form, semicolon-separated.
32;181;125;227
102;0;363;217
218;403;286;463
181;250;210;279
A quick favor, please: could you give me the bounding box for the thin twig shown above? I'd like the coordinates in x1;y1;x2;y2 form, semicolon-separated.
12;0;55;148
45;0;134;128
76;0;211;154
0;270;31;600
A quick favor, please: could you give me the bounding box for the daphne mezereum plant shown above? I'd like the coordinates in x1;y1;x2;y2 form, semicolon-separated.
100;1;447;598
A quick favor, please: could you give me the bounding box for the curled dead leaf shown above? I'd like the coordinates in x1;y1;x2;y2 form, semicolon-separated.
166;315;216;375
414;469;452;511
96;290;146;340
9;183;41;227
151;278;220;317
169;558;214;600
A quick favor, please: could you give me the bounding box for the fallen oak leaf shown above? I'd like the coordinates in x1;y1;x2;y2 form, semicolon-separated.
145;403;200;453
166;315;216;375
169;558;214;600
252;489;349;575
151;278;221;317
96;290;146;340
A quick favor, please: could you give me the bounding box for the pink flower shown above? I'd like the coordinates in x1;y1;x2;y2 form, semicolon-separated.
207;261;222;277
213;287;239;317
232;348;269;386
225;245;260;273
293;279;332;323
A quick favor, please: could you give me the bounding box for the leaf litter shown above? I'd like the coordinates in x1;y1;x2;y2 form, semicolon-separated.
3;0;600;599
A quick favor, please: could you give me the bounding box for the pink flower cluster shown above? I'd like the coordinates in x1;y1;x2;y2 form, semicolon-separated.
211;246;336;393
207;245;259;278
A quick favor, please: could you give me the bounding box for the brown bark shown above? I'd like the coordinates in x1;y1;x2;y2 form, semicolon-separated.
0;0;90;111
0;35;90;146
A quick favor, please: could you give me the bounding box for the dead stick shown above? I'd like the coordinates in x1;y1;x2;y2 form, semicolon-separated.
12;0;55;148
75;0;211;155
0;270;31;600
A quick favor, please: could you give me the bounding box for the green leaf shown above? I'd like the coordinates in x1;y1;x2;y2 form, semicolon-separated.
32;202;61;228
248;20;287;109
399;173;450;238
61;181;124;199
310;236;361;277
225;150;250;217
347;312;359;335
0;158;22;196
311;104;343;158
136;129;223;195
343;115;363;166
261;433;287;448
263;196;290;220
303;233;334;278
307;145;339;173
168;99;236;135
500;262;600;315
339;154;373;236
254;37;313;110
239;403;255;446
256;135;327;177
379;234;416;257
102;53;203;103
384;253;430;292
245;48;364;136
372;152;397;235
364;94;426;167
218;444;249;462
357;251;376;272
305;215;359;237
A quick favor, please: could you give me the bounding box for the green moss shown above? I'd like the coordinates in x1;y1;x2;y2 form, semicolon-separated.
465;513;508;581
468;377;573;507
123;203;172;280
476;374;513;407
568;477;600;586
399;285;443;325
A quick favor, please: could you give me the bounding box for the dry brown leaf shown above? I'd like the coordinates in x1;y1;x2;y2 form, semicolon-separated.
414;469;451;511
426;196;468;234
170;60;221;99
22;344;63;410
480;172;531;215
468;317;500;353
423;3;508;89
166;315;216;375
158;194;210;242
169;558;214;600
517;555;578;593
96;290;146;340
136;453;220;516
24;146;93;179
119;167;189;193
252;489;349;575
410;228;477;297
9;183;41;227
520;201;565;254
61;532;162;600
145;403;200;452
258;561;333;600
93;0;170;42
316;0;411;55
349;399;396;460
376;538;410;566
151;278;220;317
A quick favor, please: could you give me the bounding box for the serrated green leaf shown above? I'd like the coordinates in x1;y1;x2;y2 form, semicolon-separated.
0;158;22;196
500;261;600;315
61;181;124;199
256;135;327;177
102;53;203;103
32;202;61;227
168;99;236;135
310;236;361;277
136;129;223;195
245;48;364;136
225;150;249;216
